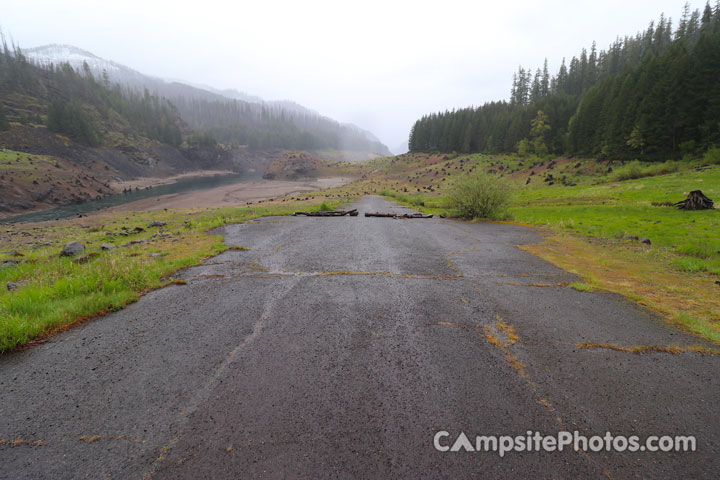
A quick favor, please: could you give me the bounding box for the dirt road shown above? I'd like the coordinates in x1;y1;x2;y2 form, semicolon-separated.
1;197;717;478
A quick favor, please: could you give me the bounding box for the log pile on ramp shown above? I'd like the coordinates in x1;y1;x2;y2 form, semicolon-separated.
365;212;433;219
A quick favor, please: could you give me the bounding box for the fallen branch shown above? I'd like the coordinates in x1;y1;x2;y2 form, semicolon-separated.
293;209;358;217
364;212;433;219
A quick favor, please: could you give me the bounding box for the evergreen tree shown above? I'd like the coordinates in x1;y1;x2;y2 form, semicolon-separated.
0;104;9;130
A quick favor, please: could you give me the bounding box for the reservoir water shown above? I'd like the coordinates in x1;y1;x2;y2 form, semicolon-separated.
1;172;257;224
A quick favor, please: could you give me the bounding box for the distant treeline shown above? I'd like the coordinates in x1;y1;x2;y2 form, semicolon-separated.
409;2;720;159
173;96;389;153
0;39;183;147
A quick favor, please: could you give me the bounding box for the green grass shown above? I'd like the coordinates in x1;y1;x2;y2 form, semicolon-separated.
569;282;595;292
509;165;720;274
0;201;339;352
0;150;55;172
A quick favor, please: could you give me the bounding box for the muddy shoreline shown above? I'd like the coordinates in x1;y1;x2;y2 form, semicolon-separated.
100;177;352;213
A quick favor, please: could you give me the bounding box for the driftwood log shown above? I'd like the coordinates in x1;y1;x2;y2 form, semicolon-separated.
293;209;358;217
364;212;395;217
674;190;714;210
365;212;433;219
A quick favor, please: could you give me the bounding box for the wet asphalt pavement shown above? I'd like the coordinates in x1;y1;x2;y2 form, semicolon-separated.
1;196;718;479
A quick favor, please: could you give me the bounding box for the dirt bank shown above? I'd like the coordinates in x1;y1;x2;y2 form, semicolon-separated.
101;177;353;213
108;170;240;192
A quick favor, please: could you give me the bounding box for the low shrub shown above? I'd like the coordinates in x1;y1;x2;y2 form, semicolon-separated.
447;172;512;219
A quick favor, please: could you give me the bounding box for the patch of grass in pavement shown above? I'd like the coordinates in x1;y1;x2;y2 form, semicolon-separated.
569;282;595;293
0;201;337;352
521;232;720;345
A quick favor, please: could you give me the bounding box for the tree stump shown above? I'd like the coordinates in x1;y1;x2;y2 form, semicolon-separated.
674;190;714;210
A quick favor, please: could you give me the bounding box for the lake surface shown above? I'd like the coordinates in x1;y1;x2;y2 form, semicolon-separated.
1;172;257;224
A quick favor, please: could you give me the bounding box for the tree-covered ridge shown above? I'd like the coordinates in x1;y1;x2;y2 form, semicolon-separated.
1;38;390;154
173;96;389;153
0;39;183;147
409;2;720;160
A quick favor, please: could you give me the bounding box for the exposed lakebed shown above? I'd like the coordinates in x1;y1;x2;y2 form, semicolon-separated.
1;172;257;224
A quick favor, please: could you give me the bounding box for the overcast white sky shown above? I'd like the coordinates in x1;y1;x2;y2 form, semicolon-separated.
2;0;696;152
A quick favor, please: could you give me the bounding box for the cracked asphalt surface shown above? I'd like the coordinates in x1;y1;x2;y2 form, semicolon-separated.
1;196;718;479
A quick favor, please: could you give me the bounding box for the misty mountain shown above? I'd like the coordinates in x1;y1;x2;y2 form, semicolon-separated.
24;44;390;155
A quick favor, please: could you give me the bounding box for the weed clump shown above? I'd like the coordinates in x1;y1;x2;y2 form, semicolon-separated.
448;172;512;219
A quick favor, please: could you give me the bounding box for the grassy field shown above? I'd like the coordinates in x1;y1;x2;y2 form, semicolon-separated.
0;200;340;352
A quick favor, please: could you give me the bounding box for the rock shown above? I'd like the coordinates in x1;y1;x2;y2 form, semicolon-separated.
121;240;148;248
148;221;167;228
640;238;652;245
7;250;24;256
623;235;639;241
6;281;24;291
60;241;85;257
0;260;17;271
132;227;145;234
149;253;166;258
100;243;116;251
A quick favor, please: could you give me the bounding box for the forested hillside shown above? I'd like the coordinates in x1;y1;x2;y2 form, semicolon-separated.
173;95;389;153
409;2;720;160
24;44;390;155
0;40;183;147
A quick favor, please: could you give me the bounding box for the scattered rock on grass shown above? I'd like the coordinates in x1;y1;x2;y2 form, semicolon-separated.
121;240;148;248
6;281;24;291
0;260;17;271
60;241;85;257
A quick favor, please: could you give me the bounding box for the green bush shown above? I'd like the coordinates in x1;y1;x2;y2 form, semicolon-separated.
448;172;512;219
610;160;679;182
703;146;720;165
611;161;644;181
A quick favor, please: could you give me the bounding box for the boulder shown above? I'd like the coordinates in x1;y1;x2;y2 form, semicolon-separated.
60;241;85;257
6;281;24;291
0;260;17;271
